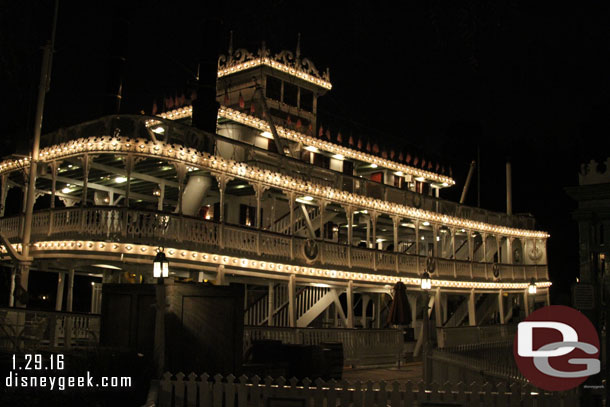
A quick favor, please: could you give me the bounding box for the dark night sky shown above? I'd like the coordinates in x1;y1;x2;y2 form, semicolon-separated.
3;1;610;304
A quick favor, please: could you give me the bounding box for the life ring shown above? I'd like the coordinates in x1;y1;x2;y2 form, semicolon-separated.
492;263;500;278
303;239;319;262
425;256;436;273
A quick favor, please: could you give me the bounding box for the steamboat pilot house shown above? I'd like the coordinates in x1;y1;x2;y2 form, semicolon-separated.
0;43;550;354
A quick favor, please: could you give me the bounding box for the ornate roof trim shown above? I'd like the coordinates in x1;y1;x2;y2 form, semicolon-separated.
218;46;332;90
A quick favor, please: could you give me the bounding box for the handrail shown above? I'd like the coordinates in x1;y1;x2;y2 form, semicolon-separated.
0;207;548;283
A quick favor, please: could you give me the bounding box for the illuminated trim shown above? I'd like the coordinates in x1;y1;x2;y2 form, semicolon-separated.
0;135;549;238
152;105;456;186
217;57;332;90
1;239;552;291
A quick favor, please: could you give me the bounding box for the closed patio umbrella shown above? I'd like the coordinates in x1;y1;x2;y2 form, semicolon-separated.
387;281;412;326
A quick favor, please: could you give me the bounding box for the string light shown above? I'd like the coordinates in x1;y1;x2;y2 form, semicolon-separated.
0;239;552;291
0;134;549;238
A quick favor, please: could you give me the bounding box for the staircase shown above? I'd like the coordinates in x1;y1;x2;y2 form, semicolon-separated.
444;294;482;327
269;206;337;237
244;285;332;327
475;294;499;325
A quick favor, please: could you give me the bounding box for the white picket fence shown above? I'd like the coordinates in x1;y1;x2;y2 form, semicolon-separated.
148;372;578;407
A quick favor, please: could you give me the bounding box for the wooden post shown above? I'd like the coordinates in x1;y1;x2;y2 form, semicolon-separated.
374;293;381;329
289;193;295;259
498;289;505;324
55;272;65;311
361;294;370;328
268;282;275;327
0;173;8;217
66;268;75;312
468;289;476;326
288;275;296;327
157;183;165;211
347;280;354;328
81;153;89;207
435;288;444;348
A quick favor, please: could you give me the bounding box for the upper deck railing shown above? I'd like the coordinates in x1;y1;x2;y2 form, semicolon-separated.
16;115;537;230
0;207;547;285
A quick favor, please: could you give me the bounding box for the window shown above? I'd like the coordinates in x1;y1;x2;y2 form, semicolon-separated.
300;88;314;112
266;76;281;101
283;83;298;107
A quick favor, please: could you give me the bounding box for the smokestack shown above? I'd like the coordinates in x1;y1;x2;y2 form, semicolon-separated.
191;19;222;133
103;14;128;115
506;161;512;215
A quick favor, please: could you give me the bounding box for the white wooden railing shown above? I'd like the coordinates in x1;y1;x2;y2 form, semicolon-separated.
0;307;100;351
244;327;403;367
150;372;578;407
439;325;518;349
0;208;548;282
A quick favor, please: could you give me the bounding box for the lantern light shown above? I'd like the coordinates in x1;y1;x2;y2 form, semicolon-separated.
153;249;169;278
528;278;537;295
421;272;432;290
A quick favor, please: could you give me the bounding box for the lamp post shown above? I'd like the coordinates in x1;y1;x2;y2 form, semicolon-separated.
421;271;432;385
153;248;169;377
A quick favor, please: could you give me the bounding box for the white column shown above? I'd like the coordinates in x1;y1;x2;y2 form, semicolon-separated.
374;293;381;329
288;275;296;327
157;183;165;211
392;216;400;252
216;265;225;285
498;289;505;324
468;289;476;326
66;268;75;312
347;280;354;328
8;268;16;307
0;174;8;217
55;272;65;311
435;287;444;347
361;294;370;328
268;282;275;327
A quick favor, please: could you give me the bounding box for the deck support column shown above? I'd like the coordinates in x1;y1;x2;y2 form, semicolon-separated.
157;183;165;211
0;174;8;217
468;231;474;278
435;287;444;347
498;289;505;324
268;282;275;327
288;193;295;260
66;268;75;312
468;289;476;326
414;220;420;271
347;280;354;328
523;289;530;317
451;228;457;278
8;268;16;307
55;272;65;311
344;206;354;268
215;174;232;249
374;293;381;329
361;294;370;328
288;275;296;327
319;200;328;264
80;153;90;207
